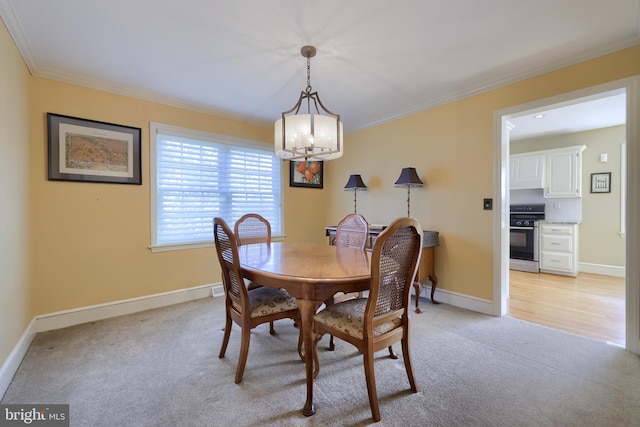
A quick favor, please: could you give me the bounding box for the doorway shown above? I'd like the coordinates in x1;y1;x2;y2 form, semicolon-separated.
494;77;640;354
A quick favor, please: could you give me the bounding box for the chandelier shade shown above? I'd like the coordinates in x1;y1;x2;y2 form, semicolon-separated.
274;46;343;161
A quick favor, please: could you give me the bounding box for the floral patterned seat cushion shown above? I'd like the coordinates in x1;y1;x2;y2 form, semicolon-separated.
232;287;297;318
314;298;401;340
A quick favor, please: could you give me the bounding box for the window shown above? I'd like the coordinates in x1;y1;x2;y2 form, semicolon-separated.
150;123;282;251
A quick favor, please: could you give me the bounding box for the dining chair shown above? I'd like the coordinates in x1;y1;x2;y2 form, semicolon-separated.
234;213;271;246
214;217;300;384
312;217;423;422
234;213;275;330
327;213;369;350
334;212;369;250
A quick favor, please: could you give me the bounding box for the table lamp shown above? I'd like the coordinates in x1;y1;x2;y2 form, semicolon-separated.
344;174;367;213
394;167;423;217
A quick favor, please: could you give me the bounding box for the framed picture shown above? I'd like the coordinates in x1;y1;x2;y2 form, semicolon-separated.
47;113;142;185
289;160;323;189
590;172;611;193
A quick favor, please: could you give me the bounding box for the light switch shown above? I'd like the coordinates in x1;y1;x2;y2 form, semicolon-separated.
600;153;608;163
483;198;493;210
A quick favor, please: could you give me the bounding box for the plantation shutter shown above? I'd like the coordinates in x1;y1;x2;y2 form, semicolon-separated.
152;125;281;248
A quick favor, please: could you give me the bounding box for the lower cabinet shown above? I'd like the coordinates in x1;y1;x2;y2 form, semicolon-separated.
539;223;578;277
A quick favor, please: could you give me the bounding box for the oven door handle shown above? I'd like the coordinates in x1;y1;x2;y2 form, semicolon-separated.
510;226;534;230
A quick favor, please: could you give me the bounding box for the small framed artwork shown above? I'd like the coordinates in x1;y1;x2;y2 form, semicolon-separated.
47;113;142;185
590;172;611;193
289;160;323;189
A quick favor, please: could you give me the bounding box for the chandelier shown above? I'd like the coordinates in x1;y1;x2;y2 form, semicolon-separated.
274;46;343;161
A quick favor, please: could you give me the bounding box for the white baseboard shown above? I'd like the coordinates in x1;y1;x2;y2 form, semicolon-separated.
418;288;494;316
0;318;37;400
0;282;223;399
34;283;223;333
578;262;626;278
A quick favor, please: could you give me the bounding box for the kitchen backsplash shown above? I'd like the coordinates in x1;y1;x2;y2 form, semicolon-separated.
510;189;582;223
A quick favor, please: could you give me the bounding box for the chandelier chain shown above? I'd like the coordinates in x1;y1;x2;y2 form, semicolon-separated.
306;56;312;93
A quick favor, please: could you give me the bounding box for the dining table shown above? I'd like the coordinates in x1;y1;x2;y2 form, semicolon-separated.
237;241;372;416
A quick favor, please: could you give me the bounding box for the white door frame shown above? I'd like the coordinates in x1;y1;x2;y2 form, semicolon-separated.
493;76;640;354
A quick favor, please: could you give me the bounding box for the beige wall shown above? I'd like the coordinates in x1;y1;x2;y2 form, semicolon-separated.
512;125;627;268
0;20;30;365
2;12;639;368
327;46;640;300
27;77;331;316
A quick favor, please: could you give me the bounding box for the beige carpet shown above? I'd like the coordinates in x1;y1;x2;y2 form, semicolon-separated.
2;296;639;426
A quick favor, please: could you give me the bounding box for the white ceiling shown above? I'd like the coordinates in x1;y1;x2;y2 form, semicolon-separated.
509;91;628;141
0;0;638;136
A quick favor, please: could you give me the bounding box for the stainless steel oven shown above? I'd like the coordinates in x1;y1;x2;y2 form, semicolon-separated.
509;204;545;273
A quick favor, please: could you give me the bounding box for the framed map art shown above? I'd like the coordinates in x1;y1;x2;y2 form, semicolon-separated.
47;113;141;185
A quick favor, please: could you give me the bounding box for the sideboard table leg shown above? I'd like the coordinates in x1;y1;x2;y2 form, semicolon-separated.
413;281;423;314
429;274;440;305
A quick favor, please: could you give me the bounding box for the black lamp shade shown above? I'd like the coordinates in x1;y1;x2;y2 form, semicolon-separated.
394;167;423;187
344;174;367;190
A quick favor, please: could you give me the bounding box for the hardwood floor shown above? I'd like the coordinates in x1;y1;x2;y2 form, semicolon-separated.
508;270;625;346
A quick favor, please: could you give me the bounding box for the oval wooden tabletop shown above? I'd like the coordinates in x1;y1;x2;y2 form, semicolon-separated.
238;242;371;284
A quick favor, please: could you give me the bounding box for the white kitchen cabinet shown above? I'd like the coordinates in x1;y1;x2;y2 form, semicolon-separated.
539;222;578;277
510;153;544;190
544;145;586;198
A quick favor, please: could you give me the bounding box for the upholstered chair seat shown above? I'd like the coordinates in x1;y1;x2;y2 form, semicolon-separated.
231;287;297;318
313;298;402;339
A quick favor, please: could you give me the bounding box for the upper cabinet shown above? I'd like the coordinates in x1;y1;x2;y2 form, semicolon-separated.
510;153;544;190
510;145;586;197
545;146;586;197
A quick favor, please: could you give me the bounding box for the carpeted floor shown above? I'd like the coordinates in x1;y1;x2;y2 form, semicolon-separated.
2;296;639;426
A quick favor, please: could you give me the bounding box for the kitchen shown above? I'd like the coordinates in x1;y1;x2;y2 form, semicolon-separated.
507;91;627;344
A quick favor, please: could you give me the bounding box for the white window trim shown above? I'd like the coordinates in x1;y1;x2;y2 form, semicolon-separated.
149;122;283;252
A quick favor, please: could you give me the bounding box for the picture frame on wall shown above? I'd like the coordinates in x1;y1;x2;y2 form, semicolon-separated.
47;113;142;185
289;160;323;189
590;172;611;193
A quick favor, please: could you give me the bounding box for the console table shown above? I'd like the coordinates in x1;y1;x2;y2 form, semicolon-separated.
325;225;439;312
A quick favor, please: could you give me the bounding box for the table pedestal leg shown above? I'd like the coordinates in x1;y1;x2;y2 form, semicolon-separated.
297;298;320;417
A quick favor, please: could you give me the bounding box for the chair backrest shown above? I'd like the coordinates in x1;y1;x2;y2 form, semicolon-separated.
234;213;271;246
367;217;423;320
335;213;369;250
214;217;248;307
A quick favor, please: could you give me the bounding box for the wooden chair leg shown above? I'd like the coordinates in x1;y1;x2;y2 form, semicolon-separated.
388;345;399;359
329;335;335;351
363;351;381;422
401;337;418;392
269;321;275;335
219;314;232;358
235;325;251;384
